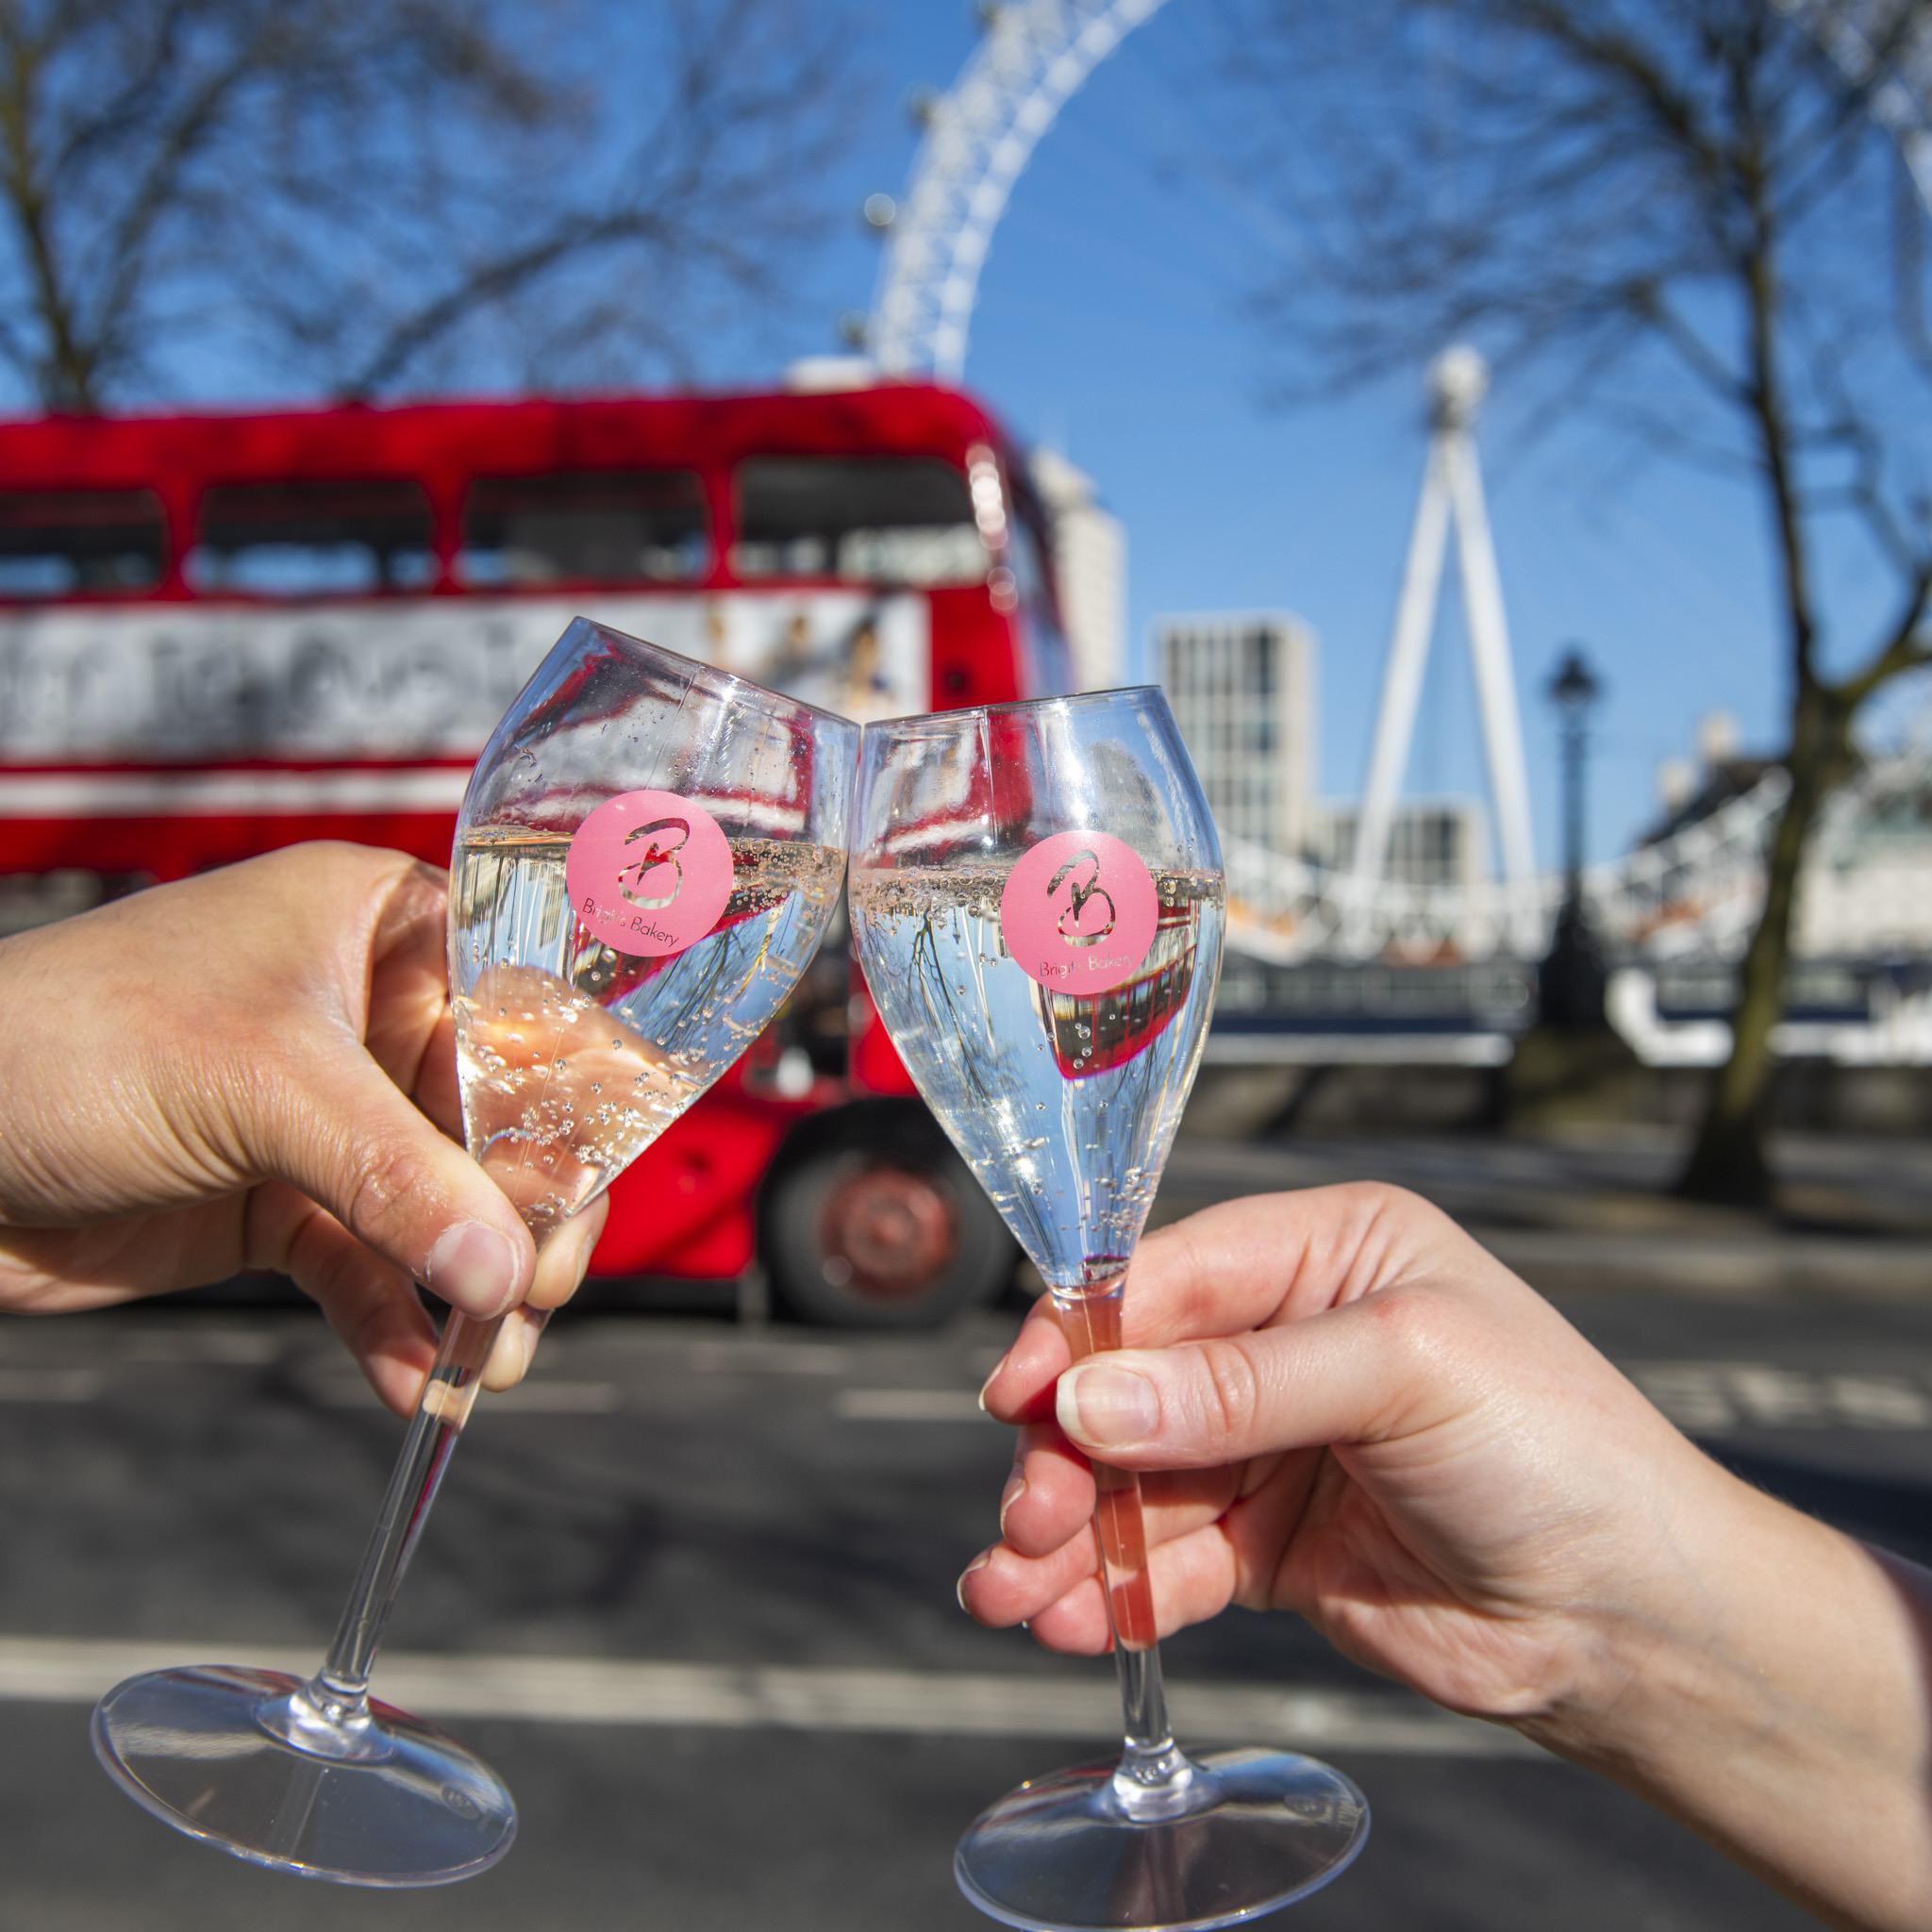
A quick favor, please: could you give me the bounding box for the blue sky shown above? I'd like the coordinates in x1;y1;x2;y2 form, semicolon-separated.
789;5;1890;866
61;2;1921;869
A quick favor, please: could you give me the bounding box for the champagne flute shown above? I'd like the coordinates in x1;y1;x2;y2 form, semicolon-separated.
91;620;857;1885
849;690;1367;1931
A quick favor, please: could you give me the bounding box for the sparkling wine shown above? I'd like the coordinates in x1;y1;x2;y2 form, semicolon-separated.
452;828;844;1235
848;865;1224;1288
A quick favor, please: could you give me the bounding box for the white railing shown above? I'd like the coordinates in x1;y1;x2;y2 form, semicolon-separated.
1222;768;1799;964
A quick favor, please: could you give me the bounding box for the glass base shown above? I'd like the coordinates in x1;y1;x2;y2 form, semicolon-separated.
91;1664;516;1887
955;1746;1369;1931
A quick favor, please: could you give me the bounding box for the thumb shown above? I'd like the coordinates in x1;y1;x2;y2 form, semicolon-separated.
1054;1293;1448;1469
250;1047;536;1320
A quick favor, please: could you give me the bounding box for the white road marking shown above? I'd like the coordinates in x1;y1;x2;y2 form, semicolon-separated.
835;1361;1932;1435
486;1380;624;1414
1487;1228;1928;1295
114;1330;283;1367
0;1636;1527;1757
1627;1360;1932;1434
680;1340;856;1376
835;1389;986;1423
6;1339;1931;1441
0;1369;104;1403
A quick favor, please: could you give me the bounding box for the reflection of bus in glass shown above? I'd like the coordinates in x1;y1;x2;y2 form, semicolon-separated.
1039;902;1201;1080
0;381;1074;1324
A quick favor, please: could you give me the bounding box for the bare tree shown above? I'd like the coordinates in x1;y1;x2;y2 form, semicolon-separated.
1218;0;1932;1204
0;0;855;409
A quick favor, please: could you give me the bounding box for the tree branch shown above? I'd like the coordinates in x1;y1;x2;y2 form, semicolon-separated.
1833;563;1932;708
0;2;94;404
336;204;678;399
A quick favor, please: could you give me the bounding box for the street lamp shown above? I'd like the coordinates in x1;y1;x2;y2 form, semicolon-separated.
1540;644;1607;1028
1549;646;1602;907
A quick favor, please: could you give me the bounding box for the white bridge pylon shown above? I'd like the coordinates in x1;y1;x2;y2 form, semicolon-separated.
1348;345;1541;958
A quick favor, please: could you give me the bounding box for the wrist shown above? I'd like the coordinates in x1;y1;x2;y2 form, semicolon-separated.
1519;1462;1932;1929
1516;1460;1825;1762
0;930;57;1226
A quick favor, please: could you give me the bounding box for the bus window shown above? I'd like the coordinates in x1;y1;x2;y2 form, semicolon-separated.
734;458;988;586
188;480;436;594
459;472;710;585
0;489;165;596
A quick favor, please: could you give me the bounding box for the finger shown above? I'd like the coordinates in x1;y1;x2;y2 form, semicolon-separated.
481;1304;551;1392
999;1430;1242;1562
250;1048;536;1320
525;1199;608;1313
1053;1287;1467;1472
959;1467;1241;1630
1113;1185;1459;1350
360;858;454;1093
408;1009;464;1142
980;1297;1068;1424
958;1524;1106;1631
977;1186;1465;1424
1220;1450;1327;1610
998;1425;1094;1558
479;1202;606;1394
252;1186;440;1418
1024;1523;1241;1656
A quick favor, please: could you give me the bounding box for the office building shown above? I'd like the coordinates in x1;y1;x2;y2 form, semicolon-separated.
1157;610;1316;857
1031;448;1126;691
1311;797;1489;893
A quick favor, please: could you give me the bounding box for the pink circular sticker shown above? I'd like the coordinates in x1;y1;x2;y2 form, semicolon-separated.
565;788;734;958
1000;829;1159;995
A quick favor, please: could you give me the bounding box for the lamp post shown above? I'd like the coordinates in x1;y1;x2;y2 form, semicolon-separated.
1539;645;1607;1028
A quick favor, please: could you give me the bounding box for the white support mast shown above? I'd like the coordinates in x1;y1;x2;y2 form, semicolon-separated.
1348;346;1541;954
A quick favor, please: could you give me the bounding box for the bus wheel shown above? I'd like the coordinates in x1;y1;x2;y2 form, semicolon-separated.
760;1109;1016;1329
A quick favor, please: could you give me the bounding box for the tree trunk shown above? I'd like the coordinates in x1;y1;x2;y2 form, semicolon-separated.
1676;686;1847;1206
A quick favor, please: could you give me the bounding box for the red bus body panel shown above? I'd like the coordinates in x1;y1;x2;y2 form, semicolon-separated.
0;385;1056;1282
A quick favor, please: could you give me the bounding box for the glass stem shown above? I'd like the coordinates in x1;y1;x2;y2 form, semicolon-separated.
305;1308;507;1719
1053;1286;1199;1821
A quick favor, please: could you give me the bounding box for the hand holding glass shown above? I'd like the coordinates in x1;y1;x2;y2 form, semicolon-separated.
849;690;1367;1932
91;622;856;1885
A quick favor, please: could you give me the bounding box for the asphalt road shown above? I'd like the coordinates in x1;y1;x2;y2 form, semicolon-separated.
3;1137;1929;1931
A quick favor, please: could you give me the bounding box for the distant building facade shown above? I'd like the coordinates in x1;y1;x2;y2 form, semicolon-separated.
1795;775;1932;956
1157;610;1316;857
1643;712;1932;958
1311;797;1489;893
1030;448;1125;691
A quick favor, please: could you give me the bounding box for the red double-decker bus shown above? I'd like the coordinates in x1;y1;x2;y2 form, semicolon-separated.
0;377;1073;1324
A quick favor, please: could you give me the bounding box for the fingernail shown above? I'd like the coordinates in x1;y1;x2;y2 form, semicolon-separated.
426;1221;522;1319
998;1466;1026;1533
956;1549;992;1613
1058;1364;1159;1449
977;1358;1005;1412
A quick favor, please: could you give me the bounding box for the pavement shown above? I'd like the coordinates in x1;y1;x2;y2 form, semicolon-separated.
1161;1124;1932;1294
0;1130;1926;1930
